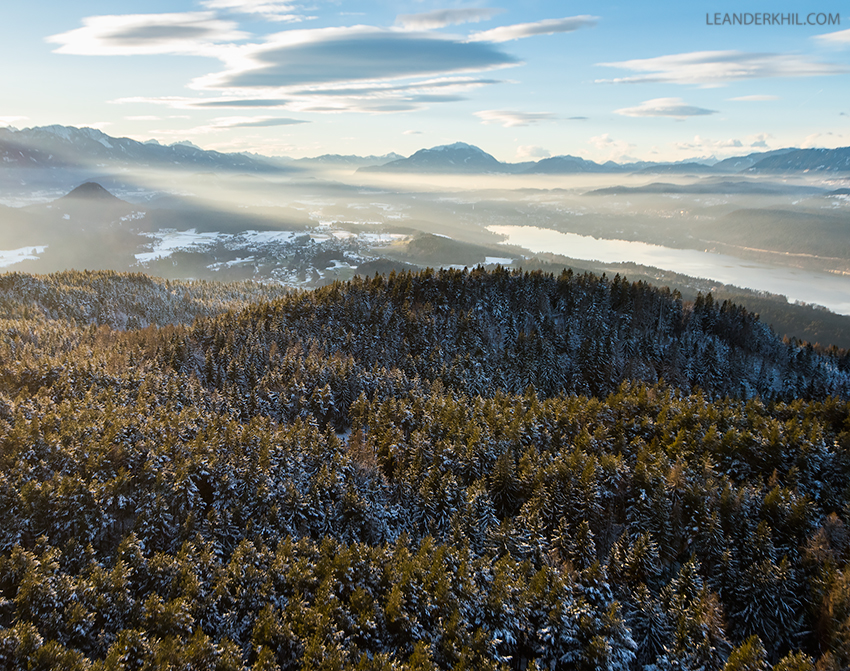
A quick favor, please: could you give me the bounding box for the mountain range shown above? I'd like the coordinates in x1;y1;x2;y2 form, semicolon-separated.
4;125;850;178
742;146;850;173
0;125;284;173
286;152;405;168
360;142;850;175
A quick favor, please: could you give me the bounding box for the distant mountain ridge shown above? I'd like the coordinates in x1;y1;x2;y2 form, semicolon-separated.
290;152;405;168
632;162;721;175
712;148;798;172
359;142;506;174
358;141;849;175
3;124;849;176
746;146;850;173
0;125;285;173
523;155;616;174
585;179;826;196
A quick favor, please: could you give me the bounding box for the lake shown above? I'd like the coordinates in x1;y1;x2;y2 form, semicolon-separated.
488;225;850;316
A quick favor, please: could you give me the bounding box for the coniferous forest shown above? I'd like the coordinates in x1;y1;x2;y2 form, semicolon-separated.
0;268;849;670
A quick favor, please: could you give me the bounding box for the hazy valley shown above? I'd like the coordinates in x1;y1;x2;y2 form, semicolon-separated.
1;125;849;348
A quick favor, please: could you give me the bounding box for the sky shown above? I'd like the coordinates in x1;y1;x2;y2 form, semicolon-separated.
1;1;849;162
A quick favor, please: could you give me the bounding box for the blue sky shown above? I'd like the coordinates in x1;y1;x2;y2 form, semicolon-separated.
2;0;849;161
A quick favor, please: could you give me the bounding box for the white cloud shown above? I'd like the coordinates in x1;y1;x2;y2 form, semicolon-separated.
0;116;28;126
728;94;780;101
200;0;303;22
193;26;519;90
801;133;823;147
801;131;847;148
598;50;847;86
47;12;246;55
204;138;299;154
615;98;717;118
396;9;502;30
589;134;622;148
673;135;743;152
749;133;772;148
152;115;307;135
673;133;777;154
587;134;635;161
114;95;296;109
119;95;453;115
516;145;551;160
50;12;520;116
288;76;497;99
403;130;423;135
215;116;308;128
469;15;597;43
475;110;556;127
114;76;498;115
815;28;850;44
280;100;421;114
112;96;211;108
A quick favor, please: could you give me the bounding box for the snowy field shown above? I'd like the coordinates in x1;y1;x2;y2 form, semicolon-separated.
0;245;47;268
135;229;227;263
136;228;407;264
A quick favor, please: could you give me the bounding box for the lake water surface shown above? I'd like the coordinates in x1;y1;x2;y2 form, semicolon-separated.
488;225;850;316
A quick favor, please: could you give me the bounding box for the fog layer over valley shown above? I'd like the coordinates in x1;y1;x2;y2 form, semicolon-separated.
1;127;849;347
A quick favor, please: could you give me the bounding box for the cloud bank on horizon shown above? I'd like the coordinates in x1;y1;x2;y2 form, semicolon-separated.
3;0;849;161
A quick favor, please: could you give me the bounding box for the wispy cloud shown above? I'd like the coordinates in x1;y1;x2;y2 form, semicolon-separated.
53;12;580;117
475;110;557;127
112;96;223;109
673;136;741;152
115;95;440;113
516;145;551;160
290;77;500;98
801;131;847;148
0;116;28;126
396;8;502;30
189;98;292;108
200;0;305;23
403;130;423;135
598;51;847;86
194;27;519;90
468;16;597;43
154;116;307;135
615;98;717;118
113;76;498;114
47;12;246;55
220;116;308;128
673;133;774;155
814;28;850;44
728;95;779;101
588;133;635;161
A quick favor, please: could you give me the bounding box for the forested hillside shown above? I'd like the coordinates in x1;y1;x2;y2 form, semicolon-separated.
0;268;848;670
0;271;290;329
